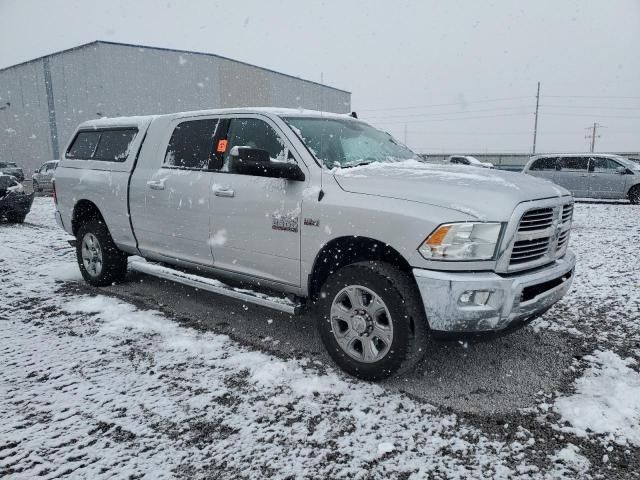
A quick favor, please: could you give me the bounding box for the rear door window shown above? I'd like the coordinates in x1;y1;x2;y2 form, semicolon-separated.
558;157;588;171
67;129;137;161
164;119;220;169
93;130;137;161
67;131;101;159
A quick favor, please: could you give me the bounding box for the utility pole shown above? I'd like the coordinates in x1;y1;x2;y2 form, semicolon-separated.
585;122;603;152
532;82;540;154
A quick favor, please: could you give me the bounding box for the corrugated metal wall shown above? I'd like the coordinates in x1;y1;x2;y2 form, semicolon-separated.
0;42;351;175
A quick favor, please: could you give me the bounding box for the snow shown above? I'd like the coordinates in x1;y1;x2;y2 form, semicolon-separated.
332;158;523;189
208;228;227;247
79;107;353;131
2;198;639;478
0;198;561;479
550;444;591;476
377;442;395;456
555;350;640;447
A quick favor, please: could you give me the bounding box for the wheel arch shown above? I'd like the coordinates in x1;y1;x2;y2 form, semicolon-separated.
307;236;414;301
628;182;640;203
71;199;105;236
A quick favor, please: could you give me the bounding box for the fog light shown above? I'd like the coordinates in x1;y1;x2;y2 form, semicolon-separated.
459;290;492;306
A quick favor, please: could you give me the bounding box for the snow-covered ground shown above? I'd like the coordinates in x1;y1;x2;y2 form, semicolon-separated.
1;198;639;479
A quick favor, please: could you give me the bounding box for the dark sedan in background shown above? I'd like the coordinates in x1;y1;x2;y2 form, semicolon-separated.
0;161;25;182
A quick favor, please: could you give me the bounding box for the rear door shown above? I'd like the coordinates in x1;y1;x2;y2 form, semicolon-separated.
555;156;589;197
527;157;558;182
209;115;307;286
588;157;627;199
137;117;222;265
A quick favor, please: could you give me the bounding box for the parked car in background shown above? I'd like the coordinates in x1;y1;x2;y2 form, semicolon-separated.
0;161;25;182
32;160;59;193
448;155;494;168
523;154;640;204
0;174;34;223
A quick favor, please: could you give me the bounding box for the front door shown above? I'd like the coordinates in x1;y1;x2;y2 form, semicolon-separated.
555;156;590;198
209;116;307;286
588;157;628;199
138;118;221;265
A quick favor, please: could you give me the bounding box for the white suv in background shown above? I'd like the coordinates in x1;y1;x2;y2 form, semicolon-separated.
523;154;640;203
32;160;59;193
448;155;494;168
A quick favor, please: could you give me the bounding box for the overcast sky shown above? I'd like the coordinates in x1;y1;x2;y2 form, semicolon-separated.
1;0;638;153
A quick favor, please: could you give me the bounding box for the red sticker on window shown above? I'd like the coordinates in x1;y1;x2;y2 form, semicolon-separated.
216;139;228;153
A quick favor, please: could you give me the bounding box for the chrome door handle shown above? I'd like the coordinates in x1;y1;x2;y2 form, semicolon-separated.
147;179;166;190
213;187;235;198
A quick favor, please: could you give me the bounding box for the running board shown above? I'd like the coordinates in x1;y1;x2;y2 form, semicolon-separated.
128;258;302;315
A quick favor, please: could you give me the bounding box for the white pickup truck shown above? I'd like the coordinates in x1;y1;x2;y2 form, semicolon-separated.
54;108;576;380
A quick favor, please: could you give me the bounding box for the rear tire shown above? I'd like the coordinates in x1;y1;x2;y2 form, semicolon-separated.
76;219;128;286
316;261;428;381
629;185;640;205
7;212;26;223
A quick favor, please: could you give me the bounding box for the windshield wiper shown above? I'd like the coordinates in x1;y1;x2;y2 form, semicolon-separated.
341;161;374;168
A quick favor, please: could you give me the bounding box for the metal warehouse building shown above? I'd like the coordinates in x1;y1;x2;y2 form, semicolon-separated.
0;41;351;174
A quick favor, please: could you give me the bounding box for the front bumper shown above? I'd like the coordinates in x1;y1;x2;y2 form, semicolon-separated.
413;250;575;333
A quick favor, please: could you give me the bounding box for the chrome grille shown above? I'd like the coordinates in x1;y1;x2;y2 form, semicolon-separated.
511;237;551;264
556;230;570;250
561;203;574;223
518;208;554;231
506;199;574;271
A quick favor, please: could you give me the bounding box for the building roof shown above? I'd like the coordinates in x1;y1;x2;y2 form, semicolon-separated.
0;40;350;95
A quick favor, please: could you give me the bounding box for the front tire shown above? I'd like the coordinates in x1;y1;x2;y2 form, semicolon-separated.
316;261;428;381
76;219;128;286
629;185;640;205
7;212;26;223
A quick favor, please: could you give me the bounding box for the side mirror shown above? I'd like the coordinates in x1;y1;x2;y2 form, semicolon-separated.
34;169;39;174
229;146;305;181
229;145;270;163
616;166;628;175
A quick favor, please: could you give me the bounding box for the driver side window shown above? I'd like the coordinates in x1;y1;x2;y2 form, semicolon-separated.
222;118;287;171
591;157;620;173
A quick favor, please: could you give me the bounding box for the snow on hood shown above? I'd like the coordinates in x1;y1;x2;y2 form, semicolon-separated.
332;159;570;220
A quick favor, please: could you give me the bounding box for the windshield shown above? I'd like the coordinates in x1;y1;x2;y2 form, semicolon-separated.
284;117;417;168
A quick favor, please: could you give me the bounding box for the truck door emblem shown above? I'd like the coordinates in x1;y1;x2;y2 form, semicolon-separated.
272;214;299;232
304;218;320;227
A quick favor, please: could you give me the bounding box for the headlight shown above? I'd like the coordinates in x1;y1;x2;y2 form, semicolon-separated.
418;222;502;261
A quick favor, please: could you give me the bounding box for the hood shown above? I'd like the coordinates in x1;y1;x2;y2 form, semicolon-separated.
332;160;570;220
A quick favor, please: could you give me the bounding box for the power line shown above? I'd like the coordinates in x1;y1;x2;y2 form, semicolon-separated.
545;95;640;99
371;112;533;125
357;96;535;113
539;113;640;119
394;129;639;135
362;105;533;120
541;104;640;111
